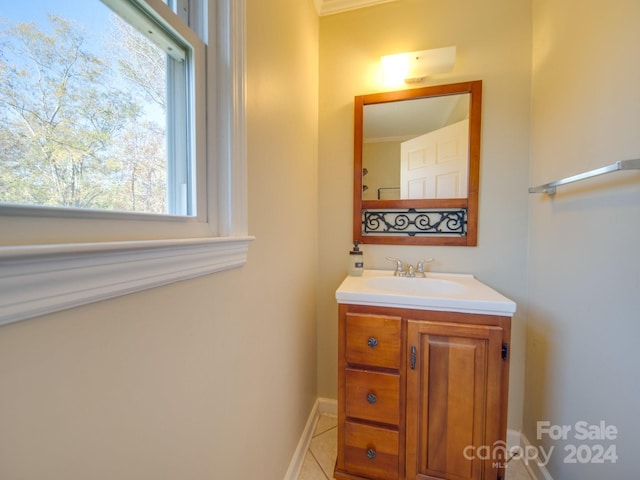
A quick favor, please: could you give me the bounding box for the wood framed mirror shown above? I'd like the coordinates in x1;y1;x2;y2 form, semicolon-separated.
354;80;482;246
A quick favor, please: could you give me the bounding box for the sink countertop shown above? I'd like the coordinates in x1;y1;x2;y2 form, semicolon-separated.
336;269;516;316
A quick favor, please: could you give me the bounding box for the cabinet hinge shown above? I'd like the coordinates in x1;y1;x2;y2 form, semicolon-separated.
501;342;509;361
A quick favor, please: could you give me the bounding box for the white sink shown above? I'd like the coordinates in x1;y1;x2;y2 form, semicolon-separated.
364;275;468;296
336;269;516;316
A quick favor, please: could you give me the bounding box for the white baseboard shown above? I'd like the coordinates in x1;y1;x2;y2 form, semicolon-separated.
317;397;338;417
283;398;337;480
507;428;521;450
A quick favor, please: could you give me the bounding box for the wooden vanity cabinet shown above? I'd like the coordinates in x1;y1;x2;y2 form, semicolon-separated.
334;304;511;480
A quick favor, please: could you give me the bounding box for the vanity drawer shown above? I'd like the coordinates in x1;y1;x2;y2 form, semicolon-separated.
344;421;399;480
345;368;400;426
345;313;401;369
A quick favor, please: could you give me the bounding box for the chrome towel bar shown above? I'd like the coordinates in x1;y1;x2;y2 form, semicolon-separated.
528;158;640;195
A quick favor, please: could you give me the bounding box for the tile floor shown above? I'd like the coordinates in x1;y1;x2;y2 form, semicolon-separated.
297;414;536;480
298;414;338;480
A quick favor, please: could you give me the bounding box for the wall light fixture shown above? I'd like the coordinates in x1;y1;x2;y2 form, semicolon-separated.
381;46;456;85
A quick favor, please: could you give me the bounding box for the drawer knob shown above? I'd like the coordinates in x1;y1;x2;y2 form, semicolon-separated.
367;393;377;404
366;448;377;460
367;337;378;348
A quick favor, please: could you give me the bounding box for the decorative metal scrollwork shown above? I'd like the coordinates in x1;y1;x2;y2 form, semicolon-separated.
362;208;467;237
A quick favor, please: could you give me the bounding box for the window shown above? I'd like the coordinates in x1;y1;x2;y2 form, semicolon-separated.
0;0;251;326
0;0;199;216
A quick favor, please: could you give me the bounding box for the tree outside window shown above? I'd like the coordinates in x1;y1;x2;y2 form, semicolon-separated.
0;2;183;214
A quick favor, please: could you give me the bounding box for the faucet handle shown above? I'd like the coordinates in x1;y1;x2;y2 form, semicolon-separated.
386;256;405;276
416;258;434;275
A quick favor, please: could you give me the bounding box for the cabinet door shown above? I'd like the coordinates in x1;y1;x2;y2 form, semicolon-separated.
406;320;505;480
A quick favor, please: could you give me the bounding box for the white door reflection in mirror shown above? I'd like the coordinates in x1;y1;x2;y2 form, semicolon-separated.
400;119;468;199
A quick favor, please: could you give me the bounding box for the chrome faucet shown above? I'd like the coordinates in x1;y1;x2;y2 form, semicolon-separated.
386;257;405;276
406;264;416;277
415;258;434;277
386;256;434;278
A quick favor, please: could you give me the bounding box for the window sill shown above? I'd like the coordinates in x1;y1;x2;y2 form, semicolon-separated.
0;236;254;326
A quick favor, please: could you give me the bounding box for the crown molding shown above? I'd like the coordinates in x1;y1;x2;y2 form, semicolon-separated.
315;0;398;16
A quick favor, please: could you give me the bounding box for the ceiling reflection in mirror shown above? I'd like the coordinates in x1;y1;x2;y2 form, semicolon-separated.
362;94;470;201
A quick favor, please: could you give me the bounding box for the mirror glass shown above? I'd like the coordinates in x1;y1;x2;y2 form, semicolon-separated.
354;81;482;246
362;94;470;201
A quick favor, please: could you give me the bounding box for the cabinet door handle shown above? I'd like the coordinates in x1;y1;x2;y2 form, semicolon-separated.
367;393;377;404
410;345;416;370
366;448;377;460
367;337;378;348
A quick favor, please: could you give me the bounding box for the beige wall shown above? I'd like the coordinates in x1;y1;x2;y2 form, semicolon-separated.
0;1;319;479
318;0;532;431
3;1;638;478
363;141;401;201
526;0;640;477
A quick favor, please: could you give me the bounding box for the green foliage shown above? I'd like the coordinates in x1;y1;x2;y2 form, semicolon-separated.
0;13;167;213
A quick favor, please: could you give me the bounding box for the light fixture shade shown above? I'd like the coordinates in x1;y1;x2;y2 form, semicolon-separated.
381;46;456;84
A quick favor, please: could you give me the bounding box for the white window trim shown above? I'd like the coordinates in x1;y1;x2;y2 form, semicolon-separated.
0;0;252;327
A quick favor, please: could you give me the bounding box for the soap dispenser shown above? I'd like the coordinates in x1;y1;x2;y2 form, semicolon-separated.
348;241;364;276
